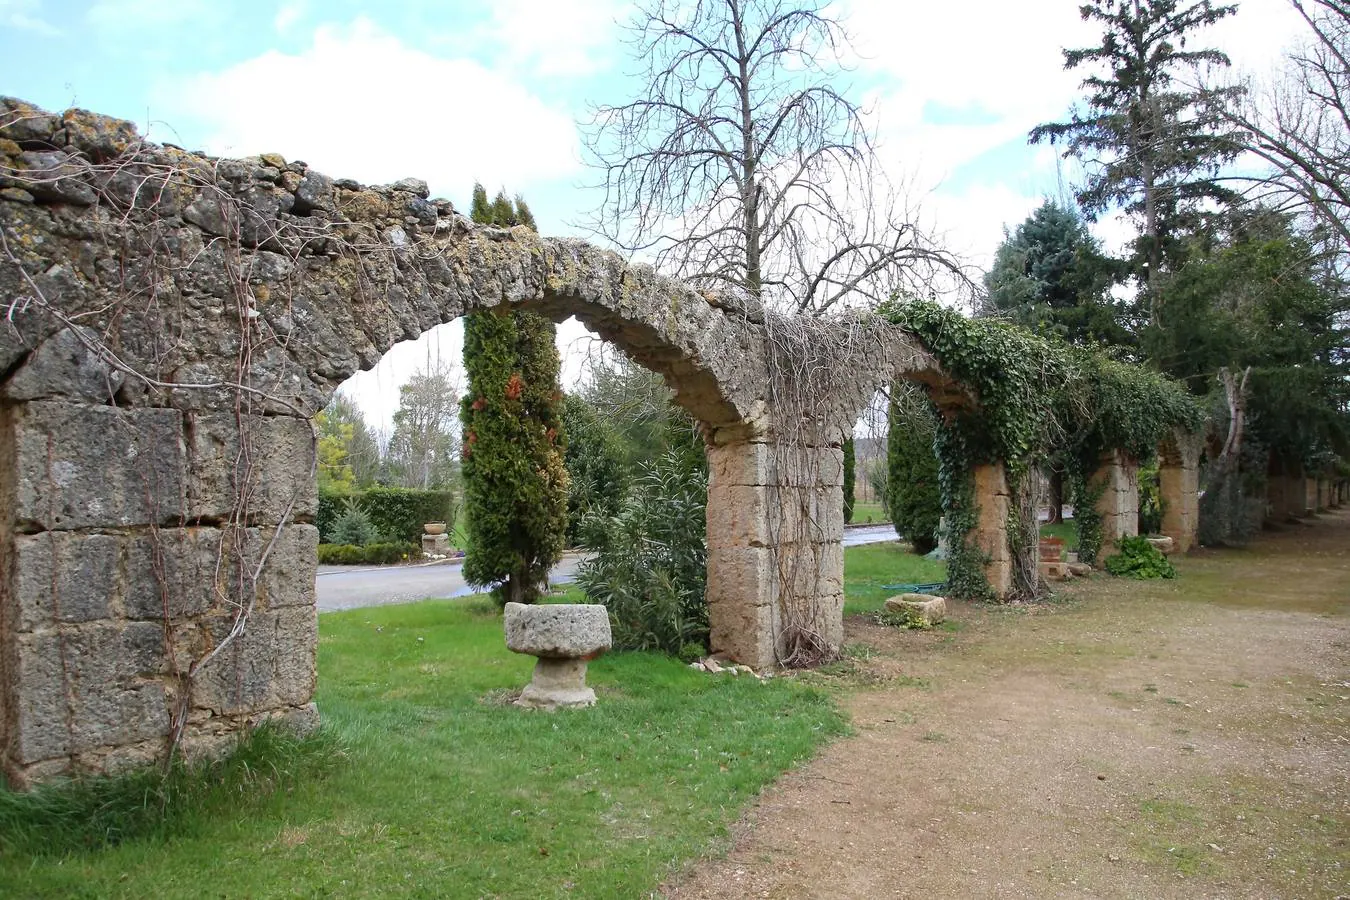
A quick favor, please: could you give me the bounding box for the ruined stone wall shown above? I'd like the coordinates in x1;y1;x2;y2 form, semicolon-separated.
1158;431;1201;553
968;463;1014;596
1092;450;1140;556
0;97;964;781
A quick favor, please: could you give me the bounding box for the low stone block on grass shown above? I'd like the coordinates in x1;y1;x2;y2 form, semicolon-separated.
1146;535;1176;555
883;593;947;627
504;603;612;710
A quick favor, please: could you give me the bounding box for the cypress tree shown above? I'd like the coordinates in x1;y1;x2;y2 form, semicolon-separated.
462;184;567;604
470;183;491;224
490;189;516;227
886;387;942;555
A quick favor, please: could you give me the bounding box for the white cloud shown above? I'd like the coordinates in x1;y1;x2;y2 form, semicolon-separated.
154;17;582;199
477;0;630;76
86;0;212;31
273;0;306;35
846;0;1308;189
2;0;60;35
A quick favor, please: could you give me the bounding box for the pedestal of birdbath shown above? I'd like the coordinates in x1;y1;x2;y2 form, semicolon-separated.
503;602;613;710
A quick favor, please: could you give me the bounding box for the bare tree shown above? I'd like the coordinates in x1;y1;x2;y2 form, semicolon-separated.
1220;1;1350;260
387;361;460;490
583;0;957;315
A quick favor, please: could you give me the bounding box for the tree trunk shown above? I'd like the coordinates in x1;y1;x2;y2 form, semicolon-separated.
1216;365;1251;476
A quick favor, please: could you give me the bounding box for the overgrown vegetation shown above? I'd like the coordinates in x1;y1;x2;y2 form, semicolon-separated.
880;297;1202;596
1104;535;1178;579
576;450;709;656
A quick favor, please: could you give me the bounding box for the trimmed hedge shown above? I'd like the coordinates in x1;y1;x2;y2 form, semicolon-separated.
317;542;420;566
317;487;457;544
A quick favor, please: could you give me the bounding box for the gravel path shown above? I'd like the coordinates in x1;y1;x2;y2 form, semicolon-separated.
666;509;1350;899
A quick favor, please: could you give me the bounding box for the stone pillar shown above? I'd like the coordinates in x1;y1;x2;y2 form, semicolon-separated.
705;439;845;670
1091;450;1139;561
970;462;1012;597
1305;478;1319;516
1317;479;1330;512
1158;433;1201;553
1266;474;1302;521
0;368;319;786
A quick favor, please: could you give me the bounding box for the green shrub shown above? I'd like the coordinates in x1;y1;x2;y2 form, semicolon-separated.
330;497;378;547
576;450;708;656
1103;535;1177;579
317;487;457;544
317;542;419;566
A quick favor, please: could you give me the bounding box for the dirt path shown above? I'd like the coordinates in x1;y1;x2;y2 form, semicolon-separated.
666;510;1350;899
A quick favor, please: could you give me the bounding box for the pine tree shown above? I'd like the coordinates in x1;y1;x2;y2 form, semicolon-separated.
462;184;567;604
490;189;516;228
1030;0;1244;321
470;183;491;224
985;201;1130;348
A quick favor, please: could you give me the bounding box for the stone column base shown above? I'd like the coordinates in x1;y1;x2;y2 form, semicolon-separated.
516;658;596;710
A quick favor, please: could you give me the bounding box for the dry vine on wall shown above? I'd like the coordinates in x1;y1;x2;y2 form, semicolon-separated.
0;107;361;764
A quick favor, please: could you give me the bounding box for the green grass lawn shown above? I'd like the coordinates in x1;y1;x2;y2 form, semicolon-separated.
842;541;947;614
1039;520;1079;550
1;596;847;899
849;500;888;524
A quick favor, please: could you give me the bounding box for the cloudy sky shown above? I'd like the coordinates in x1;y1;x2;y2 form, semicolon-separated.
0;0;1308;431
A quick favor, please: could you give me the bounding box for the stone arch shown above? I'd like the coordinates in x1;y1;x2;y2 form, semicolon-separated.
0;98;961;784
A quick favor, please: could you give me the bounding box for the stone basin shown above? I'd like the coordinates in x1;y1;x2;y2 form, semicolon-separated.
504;602;612;709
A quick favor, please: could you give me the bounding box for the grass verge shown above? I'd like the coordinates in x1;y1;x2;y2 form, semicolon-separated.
849;501;888;524
843;541;947;615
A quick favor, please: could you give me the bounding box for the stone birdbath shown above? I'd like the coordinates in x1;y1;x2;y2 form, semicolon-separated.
422;522;450;558
503;602;612;710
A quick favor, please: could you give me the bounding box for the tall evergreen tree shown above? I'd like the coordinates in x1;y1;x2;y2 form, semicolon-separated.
984;201;1130;347
1030;0;1245;322
462;184;568;604
886;385;943;555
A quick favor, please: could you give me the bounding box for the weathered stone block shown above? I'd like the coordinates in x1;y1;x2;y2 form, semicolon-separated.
884;593;947;626
186;413;317;523
7;623;168;764
503;603;612;659
707;441;844;488
709;594;777;671
11;401;184;530
189;606;317;715
1146;535;1175;555
1038;560;1069;581
706;546;775;609
12;531;120;628
8;524;318;630
0;326;125;403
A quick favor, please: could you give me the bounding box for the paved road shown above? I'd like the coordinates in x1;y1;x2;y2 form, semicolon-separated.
316;524;901;612
316;555;586;612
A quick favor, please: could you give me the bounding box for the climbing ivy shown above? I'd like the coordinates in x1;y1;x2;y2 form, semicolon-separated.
1057;351;1202;562
880;297;1202;598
